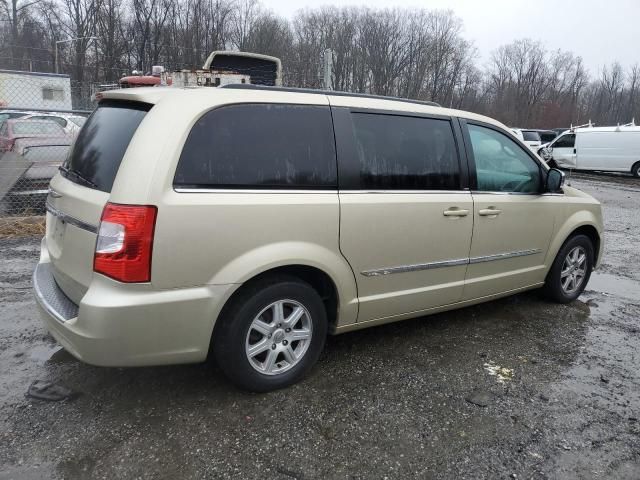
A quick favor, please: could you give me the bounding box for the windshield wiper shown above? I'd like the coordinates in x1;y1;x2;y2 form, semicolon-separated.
59;165;98;189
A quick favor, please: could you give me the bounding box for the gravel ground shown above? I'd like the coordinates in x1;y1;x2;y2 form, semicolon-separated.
1;172;639;479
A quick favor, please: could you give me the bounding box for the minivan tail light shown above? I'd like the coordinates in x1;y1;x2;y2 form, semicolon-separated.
94;203;157;283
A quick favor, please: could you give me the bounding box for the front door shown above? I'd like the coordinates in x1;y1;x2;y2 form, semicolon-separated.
550;133;577;168
334;107;473;322
462;122;556;300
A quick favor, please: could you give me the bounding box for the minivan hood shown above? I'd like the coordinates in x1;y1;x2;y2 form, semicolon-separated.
562;185;599;202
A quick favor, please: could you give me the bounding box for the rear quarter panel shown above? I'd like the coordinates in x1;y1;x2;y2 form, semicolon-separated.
123;90;359;326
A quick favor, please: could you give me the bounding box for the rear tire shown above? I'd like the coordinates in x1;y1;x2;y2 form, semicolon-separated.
212;275;327;392
543;234;594;303
631;161;640;178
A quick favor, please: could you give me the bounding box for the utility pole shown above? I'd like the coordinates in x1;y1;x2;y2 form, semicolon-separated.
323;49;333;90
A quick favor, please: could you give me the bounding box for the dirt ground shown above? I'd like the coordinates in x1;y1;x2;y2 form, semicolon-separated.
1;172;639;479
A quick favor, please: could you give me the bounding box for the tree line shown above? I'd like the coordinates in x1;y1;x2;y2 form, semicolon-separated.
1;0;639;127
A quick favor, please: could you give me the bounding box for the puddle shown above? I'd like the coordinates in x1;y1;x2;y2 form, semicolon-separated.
587;272;640;301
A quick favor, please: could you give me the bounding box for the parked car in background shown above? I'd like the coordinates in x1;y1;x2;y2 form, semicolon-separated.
34;85;603;392
511;128;542;152
0;109;32;119
541;125;640;177
0;118;66;152
534;129;558;144
0;109;31;128
21;113;86;135
1;136;73;211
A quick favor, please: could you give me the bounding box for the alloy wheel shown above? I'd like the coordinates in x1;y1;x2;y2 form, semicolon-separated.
245;299;313;375
560;246;587;295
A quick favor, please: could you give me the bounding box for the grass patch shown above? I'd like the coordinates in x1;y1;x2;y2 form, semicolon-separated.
0;216;45;238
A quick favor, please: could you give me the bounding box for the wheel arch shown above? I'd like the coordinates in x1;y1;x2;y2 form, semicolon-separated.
546;215;603;271
208;241;358;331
248;264;338;322
569;224;601;263
207;263;350;361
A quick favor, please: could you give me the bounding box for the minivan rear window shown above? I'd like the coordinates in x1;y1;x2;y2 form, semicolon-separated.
174;104;337;189
522;130;541;142
61;101;150;192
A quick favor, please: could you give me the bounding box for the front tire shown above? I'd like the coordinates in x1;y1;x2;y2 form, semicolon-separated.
544;234;594;303
212;275;327;392
631;161;640;178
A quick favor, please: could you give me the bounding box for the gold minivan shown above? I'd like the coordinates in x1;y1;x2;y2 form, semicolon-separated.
33;85;603;391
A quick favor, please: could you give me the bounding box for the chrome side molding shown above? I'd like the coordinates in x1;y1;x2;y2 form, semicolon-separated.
361;249;542;277
468;249;541;264
361;258;469;277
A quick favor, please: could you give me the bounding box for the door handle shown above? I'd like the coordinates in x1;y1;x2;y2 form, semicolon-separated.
478;208;502;216
443;208;469;217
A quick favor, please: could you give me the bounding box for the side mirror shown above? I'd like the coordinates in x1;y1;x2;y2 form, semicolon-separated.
545;168;564;193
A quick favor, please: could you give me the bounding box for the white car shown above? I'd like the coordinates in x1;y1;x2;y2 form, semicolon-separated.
0;109;33;126
21;113;87;135
512;128;542;153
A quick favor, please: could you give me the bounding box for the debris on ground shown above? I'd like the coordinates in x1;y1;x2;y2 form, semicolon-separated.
26;380;78;402
483;361;514;383
465;389;494;407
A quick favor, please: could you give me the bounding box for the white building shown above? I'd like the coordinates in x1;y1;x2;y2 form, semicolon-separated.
0;70;72;111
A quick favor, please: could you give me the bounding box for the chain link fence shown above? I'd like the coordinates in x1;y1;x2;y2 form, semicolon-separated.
0;69;94;236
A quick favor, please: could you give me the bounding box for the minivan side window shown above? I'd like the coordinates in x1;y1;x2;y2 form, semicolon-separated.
553;134;575;149
350;113;460;190
468;124;541;193
174;104;337;189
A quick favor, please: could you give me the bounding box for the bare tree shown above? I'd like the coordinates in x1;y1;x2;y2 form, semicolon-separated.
1;0;44;68
4;0;640;126
230;0;260;51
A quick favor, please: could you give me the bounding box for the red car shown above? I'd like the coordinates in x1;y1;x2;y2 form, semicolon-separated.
0;118;66;152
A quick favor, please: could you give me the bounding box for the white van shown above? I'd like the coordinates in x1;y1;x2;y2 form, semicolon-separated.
543;125;640;177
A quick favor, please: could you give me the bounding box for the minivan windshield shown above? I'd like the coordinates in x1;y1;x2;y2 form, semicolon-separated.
61;101;150;192
522;130;541;142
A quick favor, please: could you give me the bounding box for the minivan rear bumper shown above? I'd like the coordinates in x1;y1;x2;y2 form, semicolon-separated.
33;246;236;367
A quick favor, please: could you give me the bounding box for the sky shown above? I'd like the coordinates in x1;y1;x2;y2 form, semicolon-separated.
265;0;640;75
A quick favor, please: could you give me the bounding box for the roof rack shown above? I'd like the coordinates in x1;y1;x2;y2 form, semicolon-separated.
569;121;594;132
221;83;442;108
